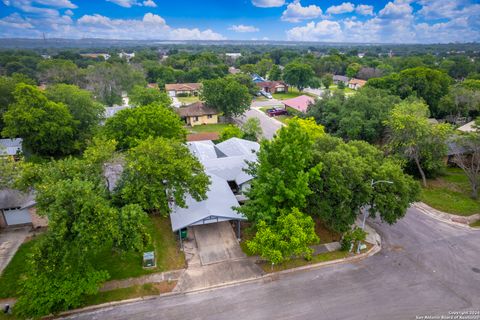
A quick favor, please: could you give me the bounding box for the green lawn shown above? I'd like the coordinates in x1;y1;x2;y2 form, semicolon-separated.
81;281;176;307
177;96;200;105
420;168;480;216
0;235;41;298
260;250;350;273
0;216;184;299
188;123;231;134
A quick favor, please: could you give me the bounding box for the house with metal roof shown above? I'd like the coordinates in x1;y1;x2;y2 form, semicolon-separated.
0;189;46;228
170;138;260;242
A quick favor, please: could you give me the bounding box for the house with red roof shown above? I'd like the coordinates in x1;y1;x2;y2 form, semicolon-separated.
256;81;288;94
282;95;315;114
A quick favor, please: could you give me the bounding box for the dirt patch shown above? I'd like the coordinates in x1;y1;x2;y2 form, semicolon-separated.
314;219;341;244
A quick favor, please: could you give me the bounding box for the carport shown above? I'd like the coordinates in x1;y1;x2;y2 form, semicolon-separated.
170;173;246;249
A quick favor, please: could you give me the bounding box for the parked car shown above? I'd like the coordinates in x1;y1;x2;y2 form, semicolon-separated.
260;90;273;99
266;107;288;117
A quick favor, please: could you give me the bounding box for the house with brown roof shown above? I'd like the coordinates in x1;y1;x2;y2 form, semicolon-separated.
177;102;219;127
165;83;202;97
256;81;288;93
348;78;367;90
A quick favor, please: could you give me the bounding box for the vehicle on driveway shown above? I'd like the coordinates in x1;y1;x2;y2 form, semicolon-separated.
266;107;288;117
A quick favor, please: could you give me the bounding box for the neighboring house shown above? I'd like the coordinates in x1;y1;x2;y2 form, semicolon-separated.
333;75;350;85
177;102;219;127
282;95;315;113
104;105;132;120
457;120;477;133
225;53;242;60
170;138;260;240
0;138;22;159
80;53;110;60
228;66;241;74
348;78;367;90
256;81;288;93
0;189;46;229
251;73;266;83
118;52;135;61
165;83;202;97
147;83;159;89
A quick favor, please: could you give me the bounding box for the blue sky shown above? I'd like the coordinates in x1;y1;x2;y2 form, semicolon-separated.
1;0;479;43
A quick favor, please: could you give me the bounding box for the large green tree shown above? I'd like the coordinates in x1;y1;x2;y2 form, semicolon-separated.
129;85;172;107
201;77;252;117
307;136;419;232
103;103;186;150
46;84;104;150
116;137;210;214
238;119;323;225
2;84;76;157
283;62;315;91
385;100;452;187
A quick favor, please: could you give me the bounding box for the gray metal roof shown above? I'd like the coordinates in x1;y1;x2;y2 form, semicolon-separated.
170;173;245;232
0;188;35;210
215;138;260;157
0;138;22;156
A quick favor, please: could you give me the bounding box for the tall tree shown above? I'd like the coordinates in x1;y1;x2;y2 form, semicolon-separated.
46;84;104;150
201;77;251;118
241;117;263;141
268;64;282;81
2;84;76;157
238;119;323;224
452;133;480;199
129;85;172;106
385;100;451;187
283;62;315;91
116;137;210;214
103;103;186;150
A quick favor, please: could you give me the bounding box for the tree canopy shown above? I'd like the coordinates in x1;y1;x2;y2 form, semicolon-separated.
103;102;186;150
201;77;252;117
129;85;172;107
283;62;315;91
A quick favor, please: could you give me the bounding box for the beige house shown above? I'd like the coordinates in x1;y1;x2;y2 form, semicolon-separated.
348;78;367;90
178;102;219;127
165;83;202;97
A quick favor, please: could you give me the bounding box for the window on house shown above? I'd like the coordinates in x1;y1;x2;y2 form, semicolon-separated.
194;116;199;121
207;115;213;119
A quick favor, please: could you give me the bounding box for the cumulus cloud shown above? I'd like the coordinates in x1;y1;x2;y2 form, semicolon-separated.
106;0;157;8
0;12;225;40
417;0;480;20
64;9;73;15
326;2;355;15
355;4;374;15
286;20;343;41
379;0;413;19
229;24;259;32
251;0;285;8
142;0;156;7
281;0;322;22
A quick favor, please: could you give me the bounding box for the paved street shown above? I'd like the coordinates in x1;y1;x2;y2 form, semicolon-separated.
66;208;480;320
235;99;284;140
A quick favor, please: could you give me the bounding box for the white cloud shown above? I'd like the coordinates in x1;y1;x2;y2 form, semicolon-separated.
229;24;259;32
0;13;34;29
286;20;343;41
379;0;413;19
355;4;374;15
64;9;73;15
417;0;480;20
281;0;322;22
33;0;76;8
251;0;285;8
142;0;156;7
326;2;355;15
106;0;157;8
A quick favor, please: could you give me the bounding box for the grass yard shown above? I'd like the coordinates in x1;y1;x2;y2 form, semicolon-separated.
0;235;41;298
0;216;184;299
420;167;480;216
92;216;185;280
188;123;231;134
177;96;200;105
81;281;176;307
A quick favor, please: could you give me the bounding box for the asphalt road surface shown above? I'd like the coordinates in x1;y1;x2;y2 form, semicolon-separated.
66;207;480;320
235;99;284;140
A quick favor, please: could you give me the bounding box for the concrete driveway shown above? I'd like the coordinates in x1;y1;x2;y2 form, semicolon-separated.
236;102;284;140
0;227;30;275
193;222;244;266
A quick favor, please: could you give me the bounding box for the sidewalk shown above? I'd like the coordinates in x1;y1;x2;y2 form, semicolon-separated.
413;202;480;229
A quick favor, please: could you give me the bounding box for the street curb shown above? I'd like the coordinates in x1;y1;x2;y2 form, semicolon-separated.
56;241;381;319
413;202;480;230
